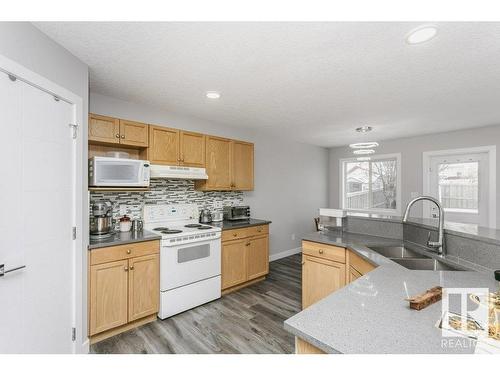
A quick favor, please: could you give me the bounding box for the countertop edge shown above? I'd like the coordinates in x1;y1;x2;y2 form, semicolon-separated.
88;231;162;250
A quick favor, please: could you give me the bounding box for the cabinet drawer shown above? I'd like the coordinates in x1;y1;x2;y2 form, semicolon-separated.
90;240;160;265
222;225;268;242
302;241;346;263
348;250;375;275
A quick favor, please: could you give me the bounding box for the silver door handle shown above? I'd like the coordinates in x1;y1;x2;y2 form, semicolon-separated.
0;264;26;277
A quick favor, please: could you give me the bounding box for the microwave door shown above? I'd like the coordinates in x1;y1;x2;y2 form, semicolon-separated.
95;161;142;186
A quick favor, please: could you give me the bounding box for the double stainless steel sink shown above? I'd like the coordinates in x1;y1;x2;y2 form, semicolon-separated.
368;246;462;271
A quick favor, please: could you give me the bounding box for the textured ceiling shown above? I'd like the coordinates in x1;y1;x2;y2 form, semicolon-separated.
34;22;500;147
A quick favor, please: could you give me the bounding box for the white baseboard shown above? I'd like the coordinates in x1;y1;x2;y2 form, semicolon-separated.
77;338;90;354
269;247;301;262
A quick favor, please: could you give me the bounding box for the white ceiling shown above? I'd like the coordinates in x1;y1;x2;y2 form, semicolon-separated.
34;22;500;147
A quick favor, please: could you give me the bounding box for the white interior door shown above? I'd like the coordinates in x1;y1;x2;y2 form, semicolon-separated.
428;153;489;226
0;71;76;353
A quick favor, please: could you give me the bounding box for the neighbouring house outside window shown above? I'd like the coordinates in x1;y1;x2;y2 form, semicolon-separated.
341;154;401;214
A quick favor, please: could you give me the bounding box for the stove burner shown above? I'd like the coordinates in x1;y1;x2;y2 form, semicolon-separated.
184;224;202;228
153;227;170;231
161;229;183;234
197;226;212;230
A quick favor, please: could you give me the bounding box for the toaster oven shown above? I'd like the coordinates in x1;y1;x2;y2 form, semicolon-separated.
223;206;250;221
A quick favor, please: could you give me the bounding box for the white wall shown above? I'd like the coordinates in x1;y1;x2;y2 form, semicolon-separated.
328;124;500;227
91;92;329;256
0;22;89;350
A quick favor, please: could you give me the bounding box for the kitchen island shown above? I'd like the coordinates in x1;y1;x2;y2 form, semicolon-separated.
284;230;499;354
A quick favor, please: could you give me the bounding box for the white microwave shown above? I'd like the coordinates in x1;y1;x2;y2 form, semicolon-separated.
89;156;150;187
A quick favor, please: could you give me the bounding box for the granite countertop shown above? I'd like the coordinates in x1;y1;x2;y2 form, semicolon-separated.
88;230;161;250
210;218;271;230
284;230;499;354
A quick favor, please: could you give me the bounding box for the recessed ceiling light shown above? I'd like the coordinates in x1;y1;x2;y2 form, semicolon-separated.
356;157;371;161
353;149;375;155
356;126;373;133
349;142;379;149
206;91;221;99
406;25;438;44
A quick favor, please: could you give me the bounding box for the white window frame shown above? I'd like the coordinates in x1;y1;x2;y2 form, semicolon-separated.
422;146;496;228
339;153;402;215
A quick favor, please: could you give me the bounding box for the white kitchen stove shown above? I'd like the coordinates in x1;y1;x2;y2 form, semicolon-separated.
143;204;221;319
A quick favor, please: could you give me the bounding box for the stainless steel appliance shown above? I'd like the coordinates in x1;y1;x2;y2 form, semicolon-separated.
90;201;114;238
89;156;150;187
143;204;221;319
132;219;143;232
223;205;250;221
199;209;212;224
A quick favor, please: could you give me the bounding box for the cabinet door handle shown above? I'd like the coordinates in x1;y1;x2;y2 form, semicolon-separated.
124;267;129;272
129;266;134;271
319;249;324;254
245;242;251;246
301;261;305;265
126;249;131;254
115;134;120;138
233;233;237;237
121;135;125;139
257;228;262;232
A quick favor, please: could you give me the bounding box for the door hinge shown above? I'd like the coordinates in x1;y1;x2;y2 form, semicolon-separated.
72;227;77;240
72;327;76;342
69;123;79;139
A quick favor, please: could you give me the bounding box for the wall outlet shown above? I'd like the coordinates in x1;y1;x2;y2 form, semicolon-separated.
291;233;296;241
213;201;223;209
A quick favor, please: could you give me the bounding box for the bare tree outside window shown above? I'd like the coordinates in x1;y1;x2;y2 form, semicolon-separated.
344;157;398;211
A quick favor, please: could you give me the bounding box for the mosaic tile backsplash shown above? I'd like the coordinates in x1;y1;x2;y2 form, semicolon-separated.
90;179;245;225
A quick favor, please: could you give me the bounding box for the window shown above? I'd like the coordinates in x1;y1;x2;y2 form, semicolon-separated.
341;154;401;214
424;147;496;227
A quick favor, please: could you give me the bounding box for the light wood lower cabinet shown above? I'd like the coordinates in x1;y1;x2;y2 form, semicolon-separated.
348;266;363;283
246;234;269;280
296;337;326;354
296;241;377;354
302;254;346;309
88;240;160;343
221;239;247;289
128;254;160;321
221;225;269;294
89;259;129;335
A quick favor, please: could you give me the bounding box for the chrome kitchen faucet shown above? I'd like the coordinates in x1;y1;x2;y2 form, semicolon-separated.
402;196;445;256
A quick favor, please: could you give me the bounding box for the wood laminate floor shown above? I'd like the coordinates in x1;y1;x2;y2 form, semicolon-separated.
91;254;301;354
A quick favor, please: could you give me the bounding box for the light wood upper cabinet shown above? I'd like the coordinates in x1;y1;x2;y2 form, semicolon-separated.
89;259;129;336
180;131;205;167
197;136;232;190
246;234;269;280
195;137;254;191
232;141;254;190
221;239;247;289
148;125;180;165
119;119;149;147
128;254;159;321
89;114;120;144
302;255;346;309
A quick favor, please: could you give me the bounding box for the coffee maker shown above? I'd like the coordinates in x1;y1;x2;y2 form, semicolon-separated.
90;201;114;239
